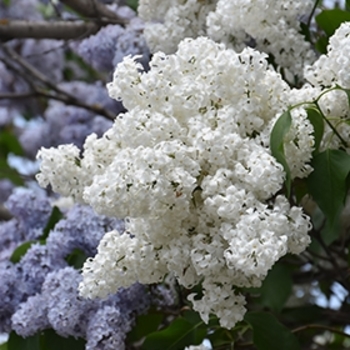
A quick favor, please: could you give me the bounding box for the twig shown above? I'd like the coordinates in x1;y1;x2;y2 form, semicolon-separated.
292;323;350;338
60;0;129;25
0;45;116;120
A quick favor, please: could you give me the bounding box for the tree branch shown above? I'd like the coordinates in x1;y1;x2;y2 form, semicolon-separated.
60;0;129;25
0;45;116;120
0;19;99;40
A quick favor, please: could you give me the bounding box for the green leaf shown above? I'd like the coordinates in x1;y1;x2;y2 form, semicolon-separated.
306;107;324;155
315;35;329;54
0;158;24;186
347;0;350;12
40;329;85;350
142;317;206;350
126;0;138;11
270;110;292;197
10;240;43;264
282;305;323;325
41;206;63;240
257;264;293;312
306;149;350;243
7;332;41;350
0;129;24;157
245;312;301;350
0;342;7;350
65;248;87;269
127;311;164;342
316;9;350;37
208;328;234;348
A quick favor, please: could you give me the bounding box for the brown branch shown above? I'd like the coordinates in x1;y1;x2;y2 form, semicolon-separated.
60;0;129;25
292;323;350;338
0;19;99;40
0;45;116;120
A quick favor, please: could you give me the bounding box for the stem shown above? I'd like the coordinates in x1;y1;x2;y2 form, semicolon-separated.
315;100;348;148
292;324;350;338
306;0;322;29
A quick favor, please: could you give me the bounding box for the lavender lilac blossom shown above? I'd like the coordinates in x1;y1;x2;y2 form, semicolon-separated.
75;6;150;72
19;81;121;158
0;189;174;348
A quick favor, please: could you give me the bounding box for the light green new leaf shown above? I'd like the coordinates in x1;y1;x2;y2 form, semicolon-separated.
270;110;292;197
306;107;324;155
245;312;300;350
307;149;350;243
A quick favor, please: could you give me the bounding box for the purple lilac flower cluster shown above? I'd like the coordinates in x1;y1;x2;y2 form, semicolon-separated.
0;189;174;349
19;81;122;158
75;6;150;72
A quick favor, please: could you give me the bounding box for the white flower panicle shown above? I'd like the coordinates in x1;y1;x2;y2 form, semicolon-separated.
138;0;316;76
37;37;312;329
303;22;350;152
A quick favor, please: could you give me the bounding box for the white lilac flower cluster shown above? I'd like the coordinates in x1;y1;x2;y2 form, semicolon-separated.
138;0;315;76
303;22;350;152
37;37;313;329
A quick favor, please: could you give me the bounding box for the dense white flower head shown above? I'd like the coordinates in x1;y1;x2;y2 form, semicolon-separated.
304;22;350;89
37;37;312;329
303;22;350;152
138;0;315;76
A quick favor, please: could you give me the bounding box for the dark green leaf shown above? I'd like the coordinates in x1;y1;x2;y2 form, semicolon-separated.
0;129;24;157
0;158;24;186
245;312;300;350
316;9;350;37
347;0;350;12
282;305;323;325
208;328;234;348
7;332;41;350
40;329;85;350
300;22;311;43
306;149;350;243
3;0;11;7
315;35;329;54
142;317;206;350
41;206;63;240
183;310;203;325
125;0;138;11
65;248;87;269
258;264;293;312
306;107;324;155
10;240;43;264
270;110;292;197
127;311;163;342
